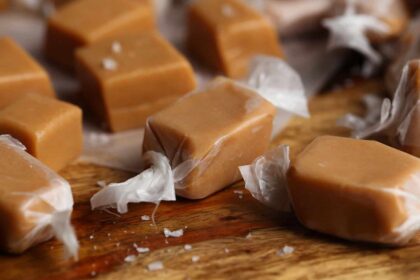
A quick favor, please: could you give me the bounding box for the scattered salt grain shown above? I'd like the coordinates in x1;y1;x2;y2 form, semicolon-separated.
233;190;243;195
148;261;164;271
91;271;96;277
141;215;151;221
89;235;94;240
111;41;122;53
184;244;192;251
102;58;118;71
246;232;252;239
191;256;200;263
277;245;294;256
137;247;150;253
164;228;184;238
124;255;137;263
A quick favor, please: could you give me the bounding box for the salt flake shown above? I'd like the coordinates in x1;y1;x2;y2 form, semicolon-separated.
191;256;200;263
111;41;122;54
184;244;192;251
163;228;184;238
148;261;164;271
141;215;151;221
124;255;137;263
102;58;118;71
277;245;294;256
137;247;150;253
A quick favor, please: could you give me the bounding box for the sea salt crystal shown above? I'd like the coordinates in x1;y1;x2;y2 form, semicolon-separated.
224;248;230;253
233;190;243;195
102;58;118;71
124;255;137;263
163;228;184;238
112;41;122;53
191;256;200;263
141;215;151;221
91;271;96;277
277;245;294;256
148;261;164;271
246;232;252;239
137;247;150;253
89;235;94;240
97;180;107;188
184;244;192;251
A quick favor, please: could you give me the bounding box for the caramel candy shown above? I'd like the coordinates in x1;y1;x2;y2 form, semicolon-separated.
187;0;283;79
76;32;196;132
143;78;276;199
0;37;55;109
0;94;82;171
288;136;420;245
45;0;155;69
0;135;77;255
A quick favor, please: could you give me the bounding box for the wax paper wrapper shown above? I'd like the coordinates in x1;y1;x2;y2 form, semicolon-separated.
239;145;291;212
90;56;309;213
386;16;420;95
323;0;391;65
0;135;79;259
339;60;420;156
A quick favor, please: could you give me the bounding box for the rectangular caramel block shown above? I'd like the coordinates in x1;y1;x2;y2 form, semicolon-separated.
76;32;196;132
45;0;155;69
0;37;55;109
288;136;420;245
143;78;276;199
0;94;82;171
187;0;283;78
0;135;74;253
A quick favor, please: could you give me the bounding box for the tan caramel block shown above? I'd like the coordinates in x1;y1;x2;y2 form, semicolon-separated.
187;0;283;79
76;32;197;132
0;37;55;109
45;0;155;69
144;78;276;199
0;136;71;253
288;136;420;244
0;95;83;171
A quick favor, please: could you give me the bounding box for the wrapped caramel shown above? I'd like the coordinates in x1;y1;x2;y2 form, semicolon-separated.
0;135;78;258
90;57;309;213
241;136;420;245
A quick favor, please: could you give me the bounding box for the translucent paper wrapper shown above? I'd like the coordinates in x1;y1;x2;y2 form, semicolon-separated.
239;142;420;245
323;0;390;65
0;135;78;259
90;56;309;214
339;61;420;154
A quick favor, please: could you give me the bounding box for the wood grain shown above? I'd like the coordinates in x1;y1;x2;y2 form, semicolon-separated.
3;79;419;280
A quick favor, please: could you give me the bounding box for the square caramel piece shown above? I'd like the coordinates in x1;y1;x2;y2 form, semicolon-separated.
76;32;197;132
45;0;155;69
0;94;83;171
0;37;55;109
143;78;276;199
287;136;420;245
187;0;283;78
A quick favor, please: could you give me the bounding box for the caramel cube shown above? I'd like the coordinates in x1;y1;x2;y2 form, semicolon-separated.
143;78;276;199
0;95;83;171
76;32;197;132
0;37;55;109
45;0;155;69
187;0;283;78
0;135;75;254
288;136;420;244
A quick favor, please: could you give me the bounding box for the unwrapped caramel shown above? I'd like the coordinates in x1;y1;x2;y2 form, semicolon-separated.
187;0;283;78
76;32;196;132
0;37;55;109
288;136;420;245
0;94;82;170
45;0;155;69
0;135;78;257
143;78;276;199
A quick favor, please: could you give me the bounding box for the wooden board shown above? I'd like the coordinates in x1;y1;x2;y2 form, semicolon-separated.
3;79;420;280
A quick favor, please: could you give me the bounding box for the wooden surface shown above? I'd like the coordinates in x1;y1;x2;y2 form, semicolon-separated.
2;80;420;280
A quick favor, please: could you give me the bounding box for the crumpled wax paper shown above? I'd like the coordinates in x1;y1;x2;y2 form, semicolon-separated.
239;145;291;212
323;0;390;65
339;60;420;152
0;135;79;259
